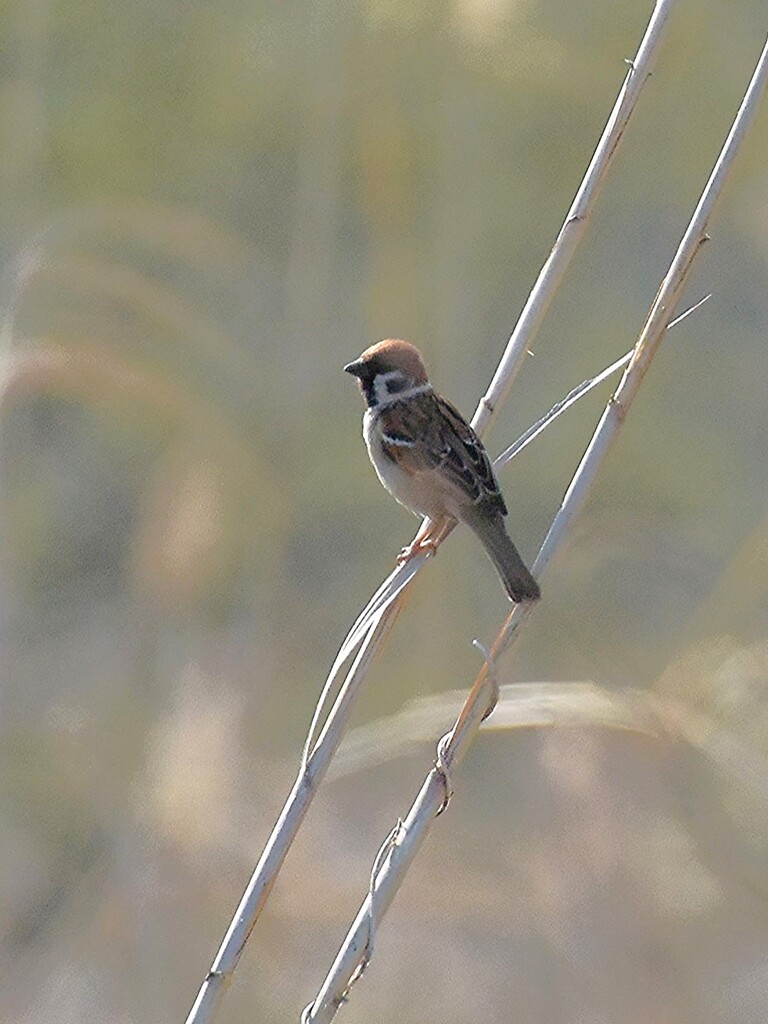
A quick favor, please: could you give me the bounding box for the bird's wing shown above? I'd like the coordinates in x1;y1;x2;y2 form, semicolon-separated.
379;392;507;515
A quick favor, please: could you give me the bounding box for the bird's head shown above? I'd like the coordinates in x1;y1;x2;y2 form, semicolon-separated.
344;339;430;408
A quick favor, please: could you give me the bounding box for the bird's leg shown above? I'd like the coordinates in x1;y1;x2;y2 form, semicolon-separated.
396;517;449;564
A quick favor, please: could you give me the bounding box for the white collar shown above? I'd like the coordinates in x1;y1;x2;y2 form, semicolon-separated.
373;377;431;409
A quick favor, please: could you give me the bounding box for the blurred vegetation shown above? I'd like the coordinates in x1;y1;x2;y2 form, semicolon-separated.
1;1;767;1022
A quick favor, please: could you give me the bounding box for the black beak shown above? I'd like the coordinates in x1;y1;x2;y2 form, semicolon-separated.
344;359;364;378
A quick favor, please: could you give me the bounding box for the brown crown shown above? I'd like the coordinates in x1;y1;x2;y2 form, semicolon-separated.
354;339;429;384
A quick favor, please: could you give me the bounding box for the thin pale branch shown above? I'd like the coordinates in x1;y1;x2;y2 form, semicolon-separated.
183;5;674;1021
495;292;709;470
471;0;673;437
301;35;768;1022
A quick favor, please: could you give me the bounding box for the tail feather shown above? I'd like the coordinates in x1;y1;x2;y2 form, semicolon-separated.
464;509;540;603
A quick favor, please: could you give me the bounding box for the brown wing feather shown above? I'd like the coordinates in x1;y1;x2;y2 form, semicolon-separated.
378;392;507;515
434;395;507;514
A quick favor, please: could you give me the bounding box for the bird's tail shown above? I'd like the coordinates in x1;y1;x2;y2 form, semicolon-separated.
465;509;540;603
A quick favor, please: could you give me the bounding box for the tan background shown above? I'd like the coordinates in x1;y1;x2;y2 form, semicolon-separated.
2;1;768;1021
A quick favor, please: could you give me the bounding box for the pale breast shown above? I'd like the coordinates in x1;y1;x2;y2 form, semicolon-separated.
362;409;444;519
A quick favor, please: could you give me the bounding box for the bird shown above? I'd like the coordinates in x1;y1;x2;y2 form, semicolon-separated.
344;338;540;603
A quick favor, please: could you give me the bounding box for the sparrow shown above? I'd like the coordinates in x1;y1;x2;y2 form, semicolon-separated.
344;339;540;603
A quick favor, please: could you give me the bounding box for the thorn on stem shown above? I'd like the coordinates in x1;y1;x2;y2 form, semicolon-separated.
472;638;499;721
434;733;454;815
608;394;628;423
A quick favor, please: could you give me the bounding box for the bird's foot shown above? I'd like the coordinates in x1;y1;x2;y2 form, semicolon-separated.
396;521;442;564
396;536;439;564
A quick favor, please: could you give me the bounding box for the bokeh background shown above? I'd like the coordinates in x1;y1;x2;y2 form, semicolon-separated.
2;1;768;1021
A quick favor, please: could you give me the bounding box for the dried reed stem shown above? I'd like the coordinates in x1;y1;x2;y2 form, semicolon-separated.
471;0;673;436
302;34;768;1023
184;4;674;1021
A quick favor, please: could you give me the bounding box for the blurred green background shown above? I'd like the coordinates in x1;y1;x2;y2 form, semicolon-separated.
2;1;768;1021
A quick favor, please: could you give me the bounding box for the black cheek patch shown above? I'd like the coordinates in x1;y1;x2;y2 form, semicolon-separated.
385;376;411;395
